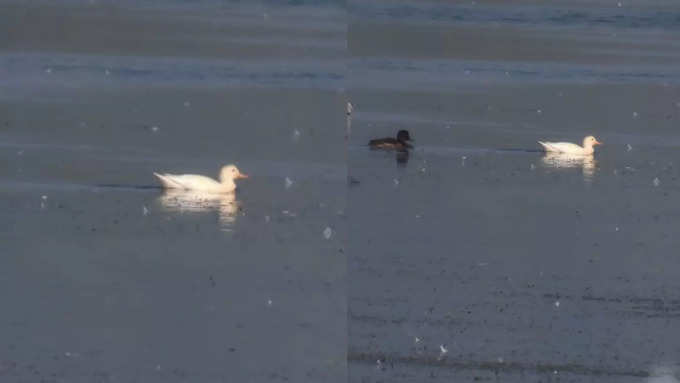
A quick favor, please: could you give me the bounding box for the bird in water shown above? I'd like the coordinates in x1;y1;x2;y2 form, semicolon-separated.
154;164;248;193
538;135;602;155
369;130;414;151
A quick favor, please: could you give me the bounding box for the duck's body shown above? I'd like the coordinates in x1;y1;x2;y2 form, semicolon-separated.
538;142;591;154
369;130;413;151
154;173;232;193
369;137;413;150
538;135;602;155
154;165;248;193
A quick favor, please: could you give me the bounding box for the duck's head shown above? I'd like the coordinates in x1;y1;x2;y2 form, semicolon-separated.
583;135;602;149
397;130;413;142
220;165;249;182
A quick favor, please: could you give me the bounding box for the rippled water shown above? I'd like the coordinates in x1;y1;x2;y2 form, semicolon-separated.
3;0;680;381
349;1;680;382
0;1;346;382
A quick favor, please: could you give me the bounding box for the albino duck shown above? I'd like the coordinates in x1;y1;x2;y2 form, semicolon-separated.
538;135;602;155
154;164;248;193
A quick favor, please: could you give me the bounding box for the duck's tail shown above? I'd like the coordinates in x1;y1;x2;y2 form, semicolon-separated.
153;172;179;189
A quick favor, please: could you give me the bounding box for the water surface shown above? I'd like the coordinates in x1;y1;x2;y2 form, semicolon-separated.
348;1;680;381
0;1;346;382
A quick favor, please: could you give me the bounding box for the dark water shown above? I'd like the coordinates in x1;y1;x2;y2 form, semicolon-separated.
348;1;680;382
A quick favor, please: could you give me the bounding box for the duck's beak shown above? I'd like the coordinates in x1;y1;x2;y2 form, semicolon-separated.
594;140;602;145
237;173;249;179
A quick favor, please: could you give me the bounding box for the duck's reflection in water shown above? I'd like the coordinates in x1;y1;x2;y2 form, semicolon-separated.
158;189;240;231
396;150;410;167
540;152;596;181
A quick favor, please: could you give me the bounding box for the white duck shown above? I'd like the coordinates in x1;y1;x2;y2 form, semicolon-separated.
538;135;602;155
154;164;248;193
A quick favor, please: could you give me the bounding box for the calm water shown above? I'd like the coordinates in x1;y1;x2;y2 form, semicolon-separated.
3;0;680;382
1;1;345;382
349;1;680;382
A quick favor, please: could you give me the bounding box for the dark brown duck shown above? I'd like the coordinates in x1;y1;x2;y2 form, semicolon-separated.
368;130;413;151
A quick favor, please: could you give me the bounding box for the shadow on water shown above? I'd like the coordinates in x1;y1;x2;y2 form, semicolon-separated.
496;148;545;153
96;183;162;191
1;181;162;193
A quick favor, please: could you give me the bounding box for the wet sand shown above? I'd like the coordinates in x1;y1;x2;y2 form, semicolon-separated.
1;1;345;382
349;1;680;382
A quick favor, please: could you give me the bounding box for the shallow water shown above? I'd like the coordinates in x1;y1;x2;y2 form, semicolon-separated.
348;1;680;382
0;1;345;382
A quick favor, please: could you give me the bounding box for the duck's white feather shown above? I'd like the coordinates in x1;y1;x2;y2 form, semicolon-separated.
538;141;592;155
153;173;184;189
154;173;235;192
